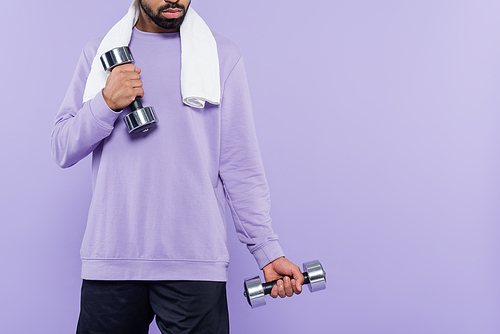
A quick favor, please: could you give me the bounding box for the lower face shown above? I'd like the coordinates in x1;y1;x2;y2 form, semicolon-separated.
139;0;191;31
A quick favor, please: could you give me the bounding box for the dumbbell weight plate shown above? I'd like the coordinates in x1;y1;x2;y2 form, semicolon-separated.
303;260;327;293
243;276;267;308
125;106;157;133
101;46;134;72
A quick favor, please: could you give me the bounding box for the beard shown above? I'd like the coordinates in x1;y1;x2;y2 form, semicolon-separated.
138;0;190;30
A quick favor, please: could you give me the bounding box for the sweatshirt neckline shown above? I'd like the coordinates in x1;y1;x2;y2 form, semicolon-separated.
132;26;180;41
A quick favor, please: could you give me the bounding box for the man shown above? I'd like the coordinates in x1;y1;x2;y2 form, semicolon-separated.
52;0;304;333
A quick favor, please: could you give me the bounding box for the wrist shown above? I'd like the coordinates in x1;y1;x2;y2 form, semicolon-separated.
263;256;285;272
102;89;121;112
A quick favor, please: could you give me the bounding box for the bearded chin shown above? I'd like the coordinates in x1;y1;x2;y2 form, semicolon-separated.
151;13;188;30
139;1;190;30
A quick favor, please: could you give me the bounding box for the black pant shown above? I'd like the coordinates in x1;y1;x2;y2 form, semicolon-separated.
76;280;229;334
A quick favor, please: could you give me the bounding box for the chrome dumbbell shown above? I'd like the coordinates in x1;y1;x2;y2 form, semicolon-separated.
100;46;158;134
243;260;326;308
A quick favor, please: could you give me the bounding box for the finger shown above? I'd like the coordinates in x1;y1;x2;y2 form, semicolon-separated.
116;70;140;82
291;278;302;295
126;72;141;80
115;63;137;73
283;276;293;297
128;79;143;89
270;285;278;299
109;64;135;75
133;87;144;99
292;266;304;293
112;71;138;86
277;279;286;298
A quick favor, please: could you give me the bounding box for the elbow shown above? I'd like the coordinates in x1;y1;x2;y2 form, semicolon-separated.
51;144;76;169
50;132;75;169
54;156;75;169
51;148;74;169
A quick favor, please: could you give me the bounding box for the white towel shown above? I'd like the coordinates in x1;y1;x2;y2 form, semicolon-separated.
83;0;220;109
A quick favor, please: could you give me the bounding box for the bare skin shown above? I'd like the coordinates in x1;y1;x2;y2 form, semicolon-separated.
263;257;305;298
103;64;143;111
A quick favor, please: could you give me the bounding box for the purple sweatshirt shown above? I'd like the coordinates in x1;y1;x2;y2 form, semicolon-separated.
51;28;284;281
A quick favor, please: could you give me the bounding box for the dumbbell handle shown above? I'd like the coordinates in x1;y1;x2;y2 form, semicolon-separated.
130;96;143;111
262;272;311;295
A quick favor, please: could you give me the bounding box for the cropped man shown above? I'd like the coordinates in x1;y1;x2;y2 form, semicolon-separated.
52;1;304;333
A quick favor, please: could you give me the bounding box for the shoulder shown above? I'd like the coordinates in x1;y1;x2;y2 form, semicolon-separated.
81;35;105;65
212;32;243;73
212;32;241;56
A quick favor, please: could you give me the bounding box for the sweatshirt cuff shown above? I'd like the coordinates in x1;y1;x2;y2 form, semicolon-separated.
252;240;285;269
88;90;123;130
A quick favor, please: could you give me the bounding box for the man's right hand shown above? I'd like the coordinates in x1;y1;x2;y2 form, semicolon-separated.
102;64;144;112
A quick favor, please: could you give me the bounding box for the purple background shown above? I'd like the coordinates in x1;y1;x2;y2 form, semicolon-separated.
1;0;499;333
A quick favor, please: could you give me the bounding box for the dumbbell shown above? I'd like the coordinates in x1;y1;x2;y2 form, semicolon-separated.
243;260;326;308
100;46;158;134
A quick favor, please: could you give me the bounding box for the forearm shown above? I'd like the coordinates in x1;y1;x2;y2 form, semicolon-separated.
221;172;284;268
220;57;284;268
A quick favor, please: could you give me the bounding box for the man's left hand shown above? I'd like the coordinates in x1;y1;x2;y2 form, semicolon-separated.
262;257;304;299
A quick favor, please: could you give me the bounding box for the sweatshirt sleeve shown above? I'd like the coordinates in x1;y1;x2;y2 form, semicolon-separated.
51;40;122;168
219;57;285;269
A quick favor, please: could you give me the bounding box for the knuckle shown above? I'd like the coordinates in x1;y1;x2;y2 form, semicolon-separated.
115;67;127;75
118;72;127;81
122;63;134;71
